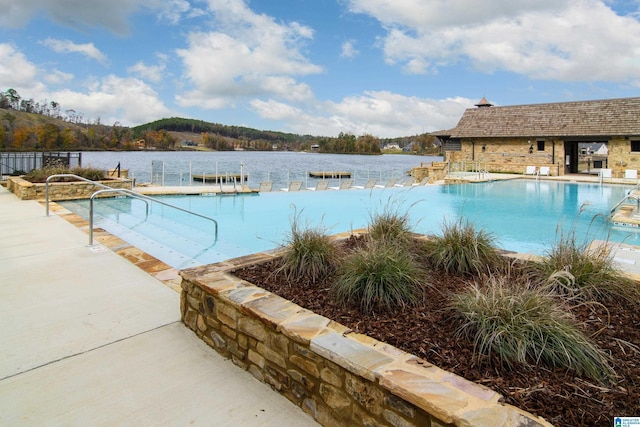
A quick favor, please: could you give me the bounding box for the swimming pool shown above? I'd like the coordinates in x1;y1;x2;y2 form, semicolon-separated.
61;180;638;269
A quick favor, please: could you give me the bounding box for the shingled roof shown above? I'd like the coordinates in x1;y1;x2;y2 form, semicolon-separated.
449;97;640;138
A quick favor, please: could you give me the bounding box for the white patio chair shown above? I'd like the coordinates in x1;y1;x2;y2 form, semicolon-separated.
599;168;612;183
395;178;415;187
524;166;537;176
374;178;398;188
539;166;550;176
308;180;329;191
281;181;302;192
329;179;352;190
258;182;272;192
624;169;638;183
352;179;377;189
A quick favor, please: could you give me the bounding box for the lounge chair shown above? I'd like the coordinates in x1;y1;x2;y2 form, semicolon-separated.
599;168;612;183
374;178;398;188
329;179;352;190
281;181;303;192
352;179;377;189
524;166;537;176
258;182;272;192
395;178;415;187
539;166;550;176
309;180;329;191
624;169;638;184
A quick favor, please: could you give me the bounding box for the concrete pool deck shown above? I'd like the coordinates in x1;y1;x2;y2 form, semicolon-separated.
0;186;318;426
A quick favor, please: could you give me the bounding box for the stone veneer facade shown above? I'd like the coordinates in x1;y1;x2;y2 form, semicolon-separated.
445;138;559;176
6;176;133;201
180;250;553;427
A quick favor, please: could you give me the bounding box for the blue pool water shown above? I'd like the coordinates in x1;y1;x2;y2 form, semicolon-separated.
61;180;639;269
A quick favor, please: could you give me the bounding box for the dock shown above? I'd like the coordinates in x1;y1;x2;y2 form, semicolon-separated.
308;171;351;178
192;173;247;183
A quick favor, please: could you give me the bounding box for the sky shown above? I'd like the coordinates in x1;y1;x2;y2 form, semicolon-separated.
1;0;640;138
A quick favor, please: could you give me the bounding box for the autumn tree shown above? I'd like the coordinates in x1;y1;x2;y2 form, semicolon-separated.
62;128;78;149
202;132;232;151
356;134;381;154
13;127;35;150
38;123;62;150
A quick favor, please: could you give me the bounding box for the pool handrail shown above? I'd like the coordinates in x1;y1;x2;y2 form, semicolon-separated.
609;192;640;216
89;188;218;246
45;173;150;217
44;174;218;246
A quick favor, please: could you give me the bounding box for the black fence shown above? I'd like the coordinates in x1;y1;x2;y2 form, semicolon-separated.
0;152;82;175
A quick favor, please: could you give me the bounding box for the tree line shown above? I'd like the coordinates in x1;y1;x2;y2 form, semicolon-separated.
0;88;438;154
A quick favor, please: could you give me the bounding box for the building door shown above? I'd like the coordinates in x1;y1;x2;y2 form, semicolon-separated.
564;141;579;174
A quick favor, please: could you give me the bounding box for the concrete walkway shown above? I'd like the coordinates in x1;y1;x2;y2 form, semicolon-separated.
0;186;317;426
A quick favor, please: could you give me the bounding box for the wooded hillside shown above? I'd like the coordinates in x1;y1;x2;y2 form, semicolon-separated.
0;88;438;154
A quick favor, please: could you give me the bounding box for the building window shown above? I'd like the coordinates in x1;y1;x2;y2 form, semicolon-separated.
537;140;545;151
443;140;462;151
631;141;640;152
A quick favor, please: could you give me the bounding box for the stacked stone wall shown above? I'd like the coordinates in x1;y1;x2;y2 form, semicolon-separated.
446;138;563;175
411;161;448;183
180;255;552;427
7;176;133;200
608;138;640;178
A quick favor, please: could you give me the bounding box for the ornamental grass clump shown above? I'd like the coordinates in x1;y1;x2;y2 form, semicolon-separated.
451;278;615;384
332;241;423;313
367;199;415;247
427;217;502;276
278;212;337;284
532;229;640;303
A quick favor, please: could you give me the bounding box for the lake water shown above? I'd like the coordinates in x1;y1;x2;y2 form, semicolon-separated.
82;151;439;190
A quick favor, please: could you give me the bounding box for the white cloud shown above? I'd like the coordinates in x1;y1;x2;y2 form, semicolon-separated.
250;99;302;121
0;43;40;89
51;75;172;126
145;0;192;24
41;38;107;64
176;0;323;109
0;0;140;34
0;0;195;34
127;61;166;83
44;69;74;85
347;0;568;28
341;40;359;58
251;92;473;137
346;0;640;84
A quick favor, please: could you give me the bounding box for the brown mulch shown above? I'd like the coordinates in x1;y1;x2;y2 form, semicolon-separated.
233;236;640;427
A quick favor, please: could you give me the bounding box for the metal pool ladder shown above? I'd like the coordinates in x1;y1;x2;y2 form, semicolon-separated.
609;191;640;217
45;174;218;246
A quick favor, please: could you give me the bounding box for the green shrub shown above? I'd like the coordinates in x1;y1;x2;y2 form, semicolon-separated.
278;212;337;284
23;166;107;183
332;241;423;312
532;230;640;303
451;278;614;383
427;217;502;275
367;202;414;246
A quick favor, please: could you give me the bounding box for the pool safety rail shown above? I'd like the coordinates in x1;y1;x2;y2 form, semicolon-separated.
45;174;218;246
447;161;492;181
610;191;640;216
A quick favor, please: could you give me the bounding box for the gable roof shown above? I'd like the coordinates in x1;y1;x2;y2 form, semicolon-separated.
449;97;640;138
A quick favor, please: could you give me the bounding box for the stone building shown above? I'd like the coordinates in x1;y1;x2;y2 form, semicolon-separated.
437;97;640;177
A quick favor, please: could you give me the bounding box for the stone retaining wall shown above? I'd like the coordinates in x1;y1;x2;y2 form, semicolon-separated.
411;161;448;183
180;253;552;427
7;176;133;200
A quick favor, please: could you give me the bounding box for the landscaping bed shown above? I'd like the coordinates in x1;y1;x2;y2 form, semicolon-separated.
234;235;640;427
